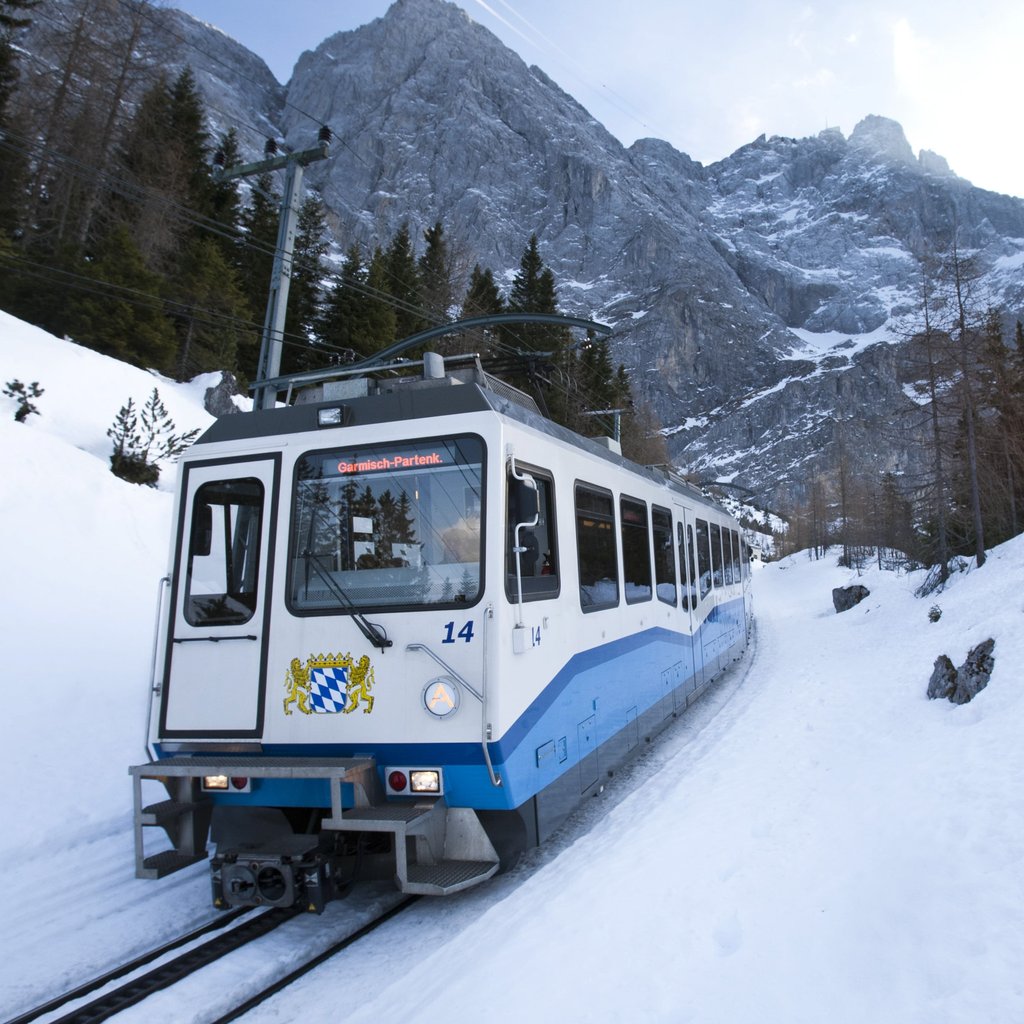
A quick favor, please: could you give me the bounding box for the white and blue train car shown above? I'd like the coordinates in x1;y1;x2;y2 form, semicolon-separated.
131;355;752;912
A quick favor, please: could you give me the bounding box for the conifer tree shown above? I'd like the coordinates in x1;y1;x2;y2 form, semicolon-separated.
210;128;245;253
63;224;177;369
0;0;33;241
235;172;281;377
280;194;329;375
459;263;505;355
167;67;216;223
319;243;398;360
507;233;565;351
364;246;399;353
385;222;427;341
417;221;454;322
170;236;249;379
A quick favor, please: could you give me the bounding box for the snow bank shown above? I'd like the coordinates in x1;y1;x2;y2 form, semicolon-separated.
2;312;1023;1023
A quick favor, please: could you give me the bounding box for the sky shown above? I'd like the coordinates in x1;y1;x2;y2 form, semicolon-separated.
167;0;1024;199
4;312;1024;1022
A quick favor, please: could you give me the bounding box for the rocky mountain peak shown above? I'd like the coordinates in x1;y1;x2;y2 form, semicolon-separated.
15;0;1024;511
848;114;917;167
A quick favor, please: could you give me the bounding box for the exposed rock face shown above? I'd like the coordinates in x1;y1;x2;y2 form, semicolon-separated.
927;654;958;700
927;639;995;704
951;639;996;705
203;372;242;417
20;0;1024;506
832;585;870;613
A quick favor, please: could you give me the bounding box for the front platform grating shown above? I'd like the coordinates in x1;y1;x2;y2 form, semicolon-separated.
131;756;376;779
405;859;499;894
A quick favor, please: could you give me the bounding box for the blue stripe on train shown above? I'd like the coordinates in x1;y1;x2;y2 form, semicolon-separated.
157;596;747;811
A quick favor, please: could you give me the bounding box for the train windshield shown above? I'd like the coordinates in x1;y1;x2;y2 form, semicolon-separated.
288;436;484;613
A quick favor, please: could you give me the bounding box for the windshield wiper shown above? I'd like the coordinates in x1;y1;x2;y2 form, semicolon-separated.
303;552;394;652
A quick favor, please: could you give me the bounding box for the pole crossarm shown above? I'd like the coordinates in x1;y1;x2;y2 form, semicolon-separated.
212;140;330;182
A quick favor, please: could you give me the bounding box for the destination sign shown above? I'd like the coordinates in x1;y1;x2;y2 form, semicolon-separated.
336;451;445;475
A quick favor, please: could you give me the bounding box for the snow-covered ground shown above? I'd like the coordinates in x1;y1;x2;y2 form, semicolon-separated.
2;312;1023;1023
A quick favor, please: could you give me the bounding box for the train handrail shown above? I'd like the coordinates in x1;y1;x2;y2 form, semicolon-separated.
145;575;170;761
405;638;502;788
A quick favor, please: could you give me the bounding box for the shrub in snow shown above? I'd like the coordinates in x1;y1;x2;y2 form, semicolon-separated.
928;605;942;623
3;379;44;422
107;387;200;487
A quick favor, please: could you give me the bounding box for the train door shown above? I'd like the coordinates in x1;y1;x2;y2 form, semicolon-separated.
674;503;705;694
159;455;281;738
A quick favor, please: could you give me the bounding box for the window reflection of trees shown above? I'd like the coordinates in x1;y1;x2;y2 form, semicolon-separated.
290;439;483;611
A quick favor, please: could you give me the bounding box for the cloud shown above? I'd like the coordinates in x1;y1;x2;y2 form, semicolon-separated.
890;13;1023;194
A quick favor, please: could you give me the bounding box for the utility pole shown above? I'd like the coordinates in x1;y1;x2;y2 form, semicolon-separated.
213;127;331;411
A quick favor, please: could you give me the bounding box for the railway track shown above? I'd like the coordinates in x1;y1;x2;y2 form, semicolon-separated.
7;897;418;1024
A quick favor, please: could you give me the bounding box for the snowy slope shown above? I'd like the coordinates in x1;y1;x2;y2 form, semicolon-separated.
2;314;1023;1023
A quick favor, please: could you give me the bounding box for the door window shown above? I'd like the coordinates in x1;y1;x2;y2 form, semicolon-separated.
184;478;264;626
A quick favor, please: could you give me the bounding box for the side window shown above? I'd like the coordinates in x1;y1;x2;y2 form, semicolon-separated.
576;484;618;611
731;530;740;585
506;467;559;601
185;478;264;626
722;527;734;585
695;518;712;602
652;506;676;606
710;523;723;587
620;496;652;604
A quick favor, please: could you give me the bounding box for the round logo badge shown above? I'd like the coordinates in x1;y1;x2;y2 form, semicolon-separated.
422;676;461;718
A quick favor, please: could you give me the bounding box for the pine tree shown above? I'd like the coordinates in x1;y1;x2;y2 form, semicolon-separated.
280;195;329;375
385;222;427;341
210;128;244;253
364;246;399;354
319;243;398;360
167;67;215;223
236;172;281;378
170;236;249;379
0;0;33;241
459;263;504;356
417;221;454;322
319;244;364;356
64;224;178;369
507;233;567;352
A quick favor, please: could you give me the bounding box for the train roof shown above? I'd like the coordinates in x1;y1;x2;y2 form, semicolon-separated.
194;358;725;516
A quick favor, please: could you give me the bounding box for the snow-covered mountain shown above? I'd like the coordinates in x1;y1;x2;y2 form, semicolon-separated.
17;0;1024;507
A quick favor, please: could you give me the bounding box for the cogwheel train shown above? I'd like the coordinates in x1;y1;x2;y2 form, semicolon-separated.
130;323;753;914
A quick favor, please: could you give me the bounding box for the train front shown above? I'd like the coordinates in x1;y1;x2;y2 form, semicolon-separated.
131;382;511;912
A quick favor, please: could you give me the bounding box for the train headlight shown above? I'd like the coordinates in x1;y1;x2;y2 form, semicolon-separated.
317;406;350;427
202;775;251;793
386;767;444;796
410;770;441;794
